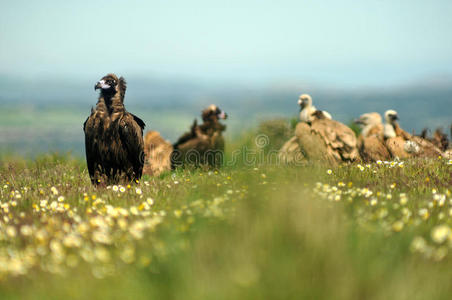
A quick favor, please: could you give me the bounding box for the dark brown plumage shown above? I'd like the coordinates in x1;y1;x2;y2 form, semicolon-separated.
171;105;227;168
83;74;145;185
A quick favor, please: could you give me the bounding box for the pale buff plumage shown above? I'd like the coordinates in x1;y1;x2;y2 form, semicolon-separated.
279;94;356;164
298;94;332;123
143;131;173;177
384;110;443;159
355;112;391;162
295;118;359;165
278;136;305;164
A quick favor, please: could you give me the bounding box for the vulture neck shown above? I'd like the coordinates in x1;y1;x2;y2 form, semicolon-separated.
201;119;226;134
98;91;124;115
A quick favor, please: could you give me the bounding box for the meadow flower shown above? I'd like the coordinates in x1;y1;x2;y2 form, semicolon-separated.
119;186;126;193
94;246;110;263
418;208;430;220
120;246;135;264
63;234;82;248
92;230;112;245
392;221;404;232
130;206;139;215
112;185;119;192
434;194;446;206
50;186;59;195
50;201;58;210
431;225;451;244
6;226;17;237
399;193;408;205
174;210;183;218
20;225;32;236
135;188;142;195
146;198;154;206
410;236;427;253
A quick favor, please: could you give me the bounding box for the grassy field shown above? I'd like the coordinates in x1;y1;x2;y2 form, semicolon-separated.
0;137;452;299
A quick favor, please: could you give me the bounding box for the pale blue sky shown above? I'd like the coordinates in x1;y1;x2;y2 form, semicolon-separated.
1;0;452;86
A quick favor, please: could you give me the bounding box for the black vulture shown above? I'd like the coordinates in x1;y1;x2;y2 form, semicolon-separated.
83;74;145;185
171;105;227;168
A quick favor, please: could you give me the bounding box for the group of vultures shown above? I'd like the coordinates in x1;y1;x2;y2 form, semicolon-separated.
83;73;452;186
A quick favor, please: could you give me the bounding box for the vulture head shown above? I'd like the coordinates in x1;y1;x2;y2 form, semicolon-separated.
95;73;127;100
384;110;399;138
355;112;382;128
202;104;228;123
384;110;399;125
298;94;312;110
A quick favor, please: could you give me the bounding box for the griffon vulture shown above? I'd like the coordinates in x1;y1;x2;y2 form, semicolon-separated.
355;112;391;162
298;94;332;123
383;110;443;159
171;105;228;168
143;131;173;177
279;94;331;163
295;119;360;165
84;74;145;185
279;95;358;165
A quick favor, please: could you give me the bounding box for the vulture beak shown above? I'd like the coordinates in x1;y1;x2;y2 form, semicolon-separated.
218;110;228;120
392;115;399;121
298;99;302;106
94;80;110;91
354;118;363;125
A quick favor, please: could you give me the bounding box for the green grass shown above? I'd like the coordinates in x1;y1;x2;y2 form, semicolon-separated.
0;147;451;299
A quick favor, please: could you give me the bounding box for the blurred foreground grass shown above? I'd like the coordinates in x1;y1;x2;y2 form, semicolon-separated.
0;150;451;299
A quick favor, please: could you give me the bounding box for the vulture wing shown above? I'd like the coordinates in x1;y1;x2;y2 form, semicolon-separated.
278;136;305;164
173;119;198;149
295;122;340;165
310;119;359;162
83;114;98;182
359;135;391;162
385;137;411;159
118;112;145;181
131;113;145;131
410;136;443;158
